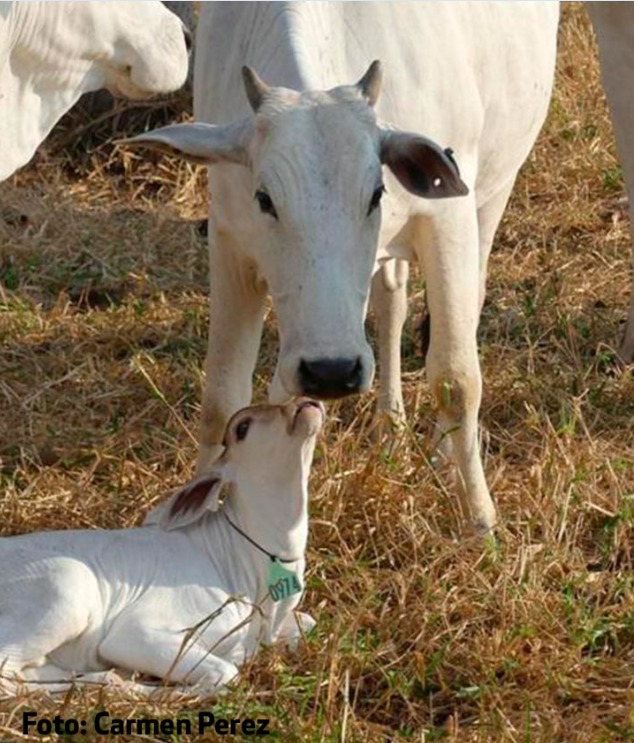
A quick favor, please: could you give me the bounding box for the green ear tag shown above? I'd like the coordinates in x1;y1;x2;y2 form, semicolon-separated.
268;558;302;602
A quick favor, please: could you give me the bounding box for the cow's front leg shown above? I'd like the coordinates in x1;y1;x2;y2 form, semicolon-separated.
370;258;409;433
198;229;266;474
416;204;496;534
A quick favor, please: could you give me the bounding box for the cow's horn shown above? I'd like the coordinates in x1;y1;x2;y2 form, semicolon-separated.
357;60;382;107
242;66;271;112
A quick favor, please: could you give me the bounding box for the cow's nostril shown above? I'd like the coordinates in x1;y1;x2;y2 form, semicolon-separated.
345;358;363;390
298;357;362;399
183;26;193;53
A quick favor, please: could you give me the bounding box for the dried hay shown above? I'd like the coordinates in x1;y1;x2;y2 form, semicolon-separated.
2;5;634;741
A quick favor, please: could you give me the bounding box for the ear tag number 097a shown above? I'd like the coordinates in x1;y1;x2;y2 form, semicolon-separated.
268;559;302;602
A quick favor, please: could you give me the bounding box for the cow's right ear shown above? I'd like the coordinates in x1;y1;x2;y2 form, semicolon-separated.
145;465;232;531
120;120;253;166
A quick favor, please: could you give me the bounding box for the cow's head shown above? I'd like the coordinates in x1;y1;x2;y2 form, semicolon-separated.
16;1;190;99
0;1;190;181
75;1;191;98
125;62;467;400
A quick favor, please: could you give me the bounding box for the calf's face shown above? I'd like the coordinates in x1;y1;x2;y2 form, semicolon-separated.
222;398;325;489
163;399;325;529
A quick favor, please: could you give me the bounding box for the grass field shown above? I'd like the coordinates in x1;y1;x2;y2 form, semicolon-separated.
2;5;634;741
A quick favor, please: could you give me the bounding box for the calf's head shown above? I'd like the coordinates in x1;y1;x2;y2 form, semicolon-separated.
125;62;467;400
159;399;325;531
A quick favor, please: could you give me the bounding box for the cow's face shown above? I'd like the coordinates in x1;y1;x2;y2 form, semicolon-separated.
247;87;384;398
125;63;468;400
96;1;190;98
88;1;190;98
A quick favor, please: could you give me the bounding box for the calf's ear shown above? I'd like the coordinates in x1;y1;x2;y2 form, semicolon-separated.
145;466;229;531
120;120;253;166
380;130;469;199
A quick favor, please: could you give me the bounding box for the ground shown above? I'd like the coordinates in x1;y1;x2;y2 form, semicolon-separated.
1;5;634;741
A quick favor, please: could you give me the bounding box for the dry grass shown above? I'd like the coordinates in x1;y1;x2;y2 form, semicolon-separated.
2;5;634;741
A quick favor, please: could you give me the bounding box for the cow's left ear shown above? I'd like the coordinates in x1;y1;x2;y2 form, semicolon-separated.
380;130;469;199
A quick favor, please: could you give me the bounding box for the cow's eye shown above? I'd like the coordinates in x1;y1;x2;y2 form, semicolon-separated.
235;419;251;442
255;190;278;219
367;185;386;216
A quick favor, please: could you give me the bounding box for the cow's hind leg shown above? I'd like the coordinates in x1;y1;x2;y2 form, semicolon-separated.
370;258;409;433
476;180;517;314
197;228;267;474
415;200;496;534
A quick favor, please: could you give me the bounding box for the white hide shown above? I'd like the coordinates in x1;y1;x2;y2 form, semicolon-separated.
587;3;634;362
129;2;559;534
0;1;189;180
0;400;323;698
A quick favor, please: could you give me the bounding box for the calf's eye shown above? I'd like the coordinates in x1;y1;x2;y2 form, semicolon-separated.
235;419;251;441
255;190;278;219
367;185;386;216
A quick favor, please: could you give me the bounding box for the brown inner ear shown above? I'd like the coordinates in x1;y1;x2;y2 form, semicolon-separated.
170;477;219;518
382;133;469;199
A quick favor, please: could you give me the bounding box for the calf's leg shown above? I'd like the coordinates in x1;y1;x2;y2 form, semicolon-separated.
476;180;517;314
99;621;239;695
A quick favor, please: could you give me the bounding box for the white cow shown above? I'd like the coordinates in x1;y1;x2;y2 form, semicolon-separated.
0;1;190;181
0;399;323;697
587;3;634;363
126;2;559;534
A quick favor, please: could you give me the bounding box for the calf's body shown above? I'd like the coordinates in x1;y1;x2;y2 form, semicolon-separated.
0;400;323;697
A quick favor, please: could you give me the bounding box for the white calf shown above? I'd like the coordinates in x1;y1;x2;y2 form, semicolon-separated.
0;399;324;698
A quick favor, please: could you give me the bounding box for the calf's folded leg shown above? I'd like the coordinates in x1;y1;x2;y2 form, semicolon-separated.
99;622;239;696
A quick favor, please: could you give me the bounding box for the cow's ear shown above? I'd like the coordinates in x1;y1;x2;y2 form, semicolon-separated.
120;120;253;166
144;464;232;531
380;130;469;199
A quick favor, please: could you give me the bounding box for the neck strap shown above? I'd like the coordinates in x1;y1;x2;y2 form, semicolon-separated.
223;511;300;564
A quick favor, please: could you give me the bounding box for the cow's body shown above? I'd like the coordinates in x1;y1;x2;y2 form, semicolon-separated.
130;2;558;533
191;2;559;533
0;1;189;180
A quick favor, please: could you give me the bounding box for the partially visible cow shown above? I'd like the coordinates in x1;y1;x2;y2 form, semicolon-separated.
0;1;190;180
127;2;559;534
587;3;634;362
0;399;323;698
